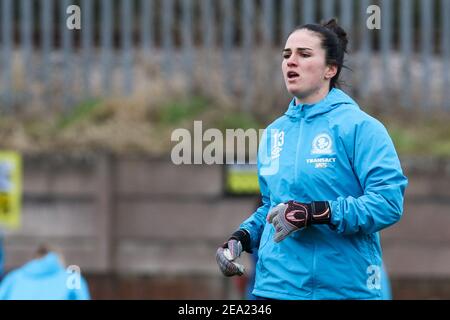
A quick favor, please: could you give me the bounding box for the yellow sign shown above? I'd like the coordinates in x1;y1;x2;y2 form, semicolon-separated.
225;164;260;195
0;152;22;229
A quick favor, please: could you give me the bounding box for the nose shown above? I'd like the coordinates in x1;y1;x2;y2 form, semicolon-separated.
286;54;298;67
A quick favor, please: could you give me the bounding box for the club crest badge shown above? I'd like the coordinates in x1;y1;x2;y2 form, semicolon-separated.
311;133;333;155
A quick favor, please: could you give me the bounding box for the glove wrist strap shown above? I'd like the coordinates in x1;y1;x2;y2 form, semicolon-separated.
308;201;331;226
229;229;252;253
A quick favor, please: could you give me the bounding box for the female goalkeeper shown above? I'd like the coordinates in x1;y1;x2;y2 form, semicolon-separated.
216;19;407;300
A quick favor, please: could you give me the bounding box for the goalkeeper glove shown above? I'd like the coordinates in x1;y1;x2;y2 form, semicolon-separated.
267;200;331;242
216;230;251;277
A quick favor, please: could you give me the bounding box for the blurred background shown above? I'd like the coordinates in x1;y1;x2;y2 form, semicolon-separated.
0;0;449;299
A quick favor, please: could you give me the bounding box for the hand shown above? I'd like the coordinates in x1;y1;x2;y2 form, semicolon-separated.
216;239;245;277
267;200;331;242
216;229;251;277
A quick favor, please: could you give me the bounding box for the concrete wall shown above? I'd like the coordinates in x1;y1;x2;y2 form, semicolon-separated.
382;158;450;278
2;154;450;299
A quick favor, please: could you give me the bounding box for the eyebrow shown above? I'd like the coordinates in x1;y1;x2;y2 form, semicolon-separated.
283;47;313;52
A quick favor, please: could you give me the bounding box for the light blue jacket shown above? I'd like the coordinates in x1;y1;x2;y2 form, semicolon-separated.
0;252;90;300
240;88;407;300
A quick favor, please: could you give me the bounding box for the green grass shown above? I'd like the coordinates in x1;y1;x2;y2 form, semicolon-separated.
56;99;102;130
1;94;449;158
156;96;208;125
215;112;262;131
386;119;450;157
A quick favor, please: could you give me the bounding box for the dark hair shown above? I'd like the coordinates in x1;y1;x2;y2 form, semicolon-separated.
295;18;349;90
35;244;51;258
34;243;60;259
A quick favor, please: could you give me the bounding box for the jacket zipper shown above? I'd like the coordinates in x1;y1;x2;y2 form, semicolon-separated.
294;116;304;191
294;114;317;296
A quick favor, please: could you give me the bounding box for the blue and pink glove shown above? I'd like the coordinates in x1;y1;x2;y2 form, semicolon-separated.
267;200;331;242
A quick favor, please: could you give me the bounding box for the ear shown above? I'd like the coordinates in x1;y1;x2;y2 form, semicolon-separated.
324;64;338;80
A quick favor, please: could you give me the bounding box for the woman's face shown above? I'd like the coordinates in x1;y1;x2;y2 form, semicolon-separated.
281;29;336;101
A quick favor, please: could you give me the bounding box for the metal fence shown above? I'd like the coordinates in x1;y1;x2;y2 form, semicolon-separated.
1;0;449;112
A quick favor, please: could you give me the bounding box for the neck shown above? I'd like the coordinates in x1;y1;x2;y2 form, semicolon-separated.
295;85;331;105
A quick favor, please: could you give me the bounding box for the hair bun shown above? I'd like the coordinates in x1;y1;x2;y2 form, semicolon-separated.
322;18;348;52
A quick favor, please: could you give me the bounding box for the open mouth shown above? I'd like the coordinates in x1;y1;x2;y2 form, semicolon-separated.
287;71;300;80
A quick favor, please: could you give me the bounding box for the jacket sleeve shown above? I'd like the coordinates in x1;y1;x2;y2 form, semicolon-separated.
240;173;271;250
329;119;408;235
239;129;272;249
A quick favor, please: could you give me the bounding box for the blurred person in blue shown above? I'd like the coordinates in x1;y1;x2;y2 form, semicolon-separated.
216;18;407;300
0;244;90;300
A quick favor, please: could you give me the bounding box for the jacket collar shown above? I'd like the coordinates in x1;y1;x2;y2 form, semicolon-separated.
284;88;358;121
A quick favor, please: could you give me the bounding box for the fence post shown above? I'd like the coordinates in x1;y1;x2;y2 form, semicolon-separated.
381;0;393;106
121;0;133;96
201;0;215;95
338;0;354;95
82;0;94;99
262;0;274;46
420;0;433;110
20;0;33;107
441;0;450;111
62;0;74;111
41;0;54;106
302;0;316;24
282;0;294;41
241;0;254;112
222;0;234;97
162;0;174;77
181;0;194;94
400;0;412;109
262;0;275;103
358;0;372;99
101;0;113;95
2;0;13;110
322;0;336;20
140;0;154;58
340;0;353;52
